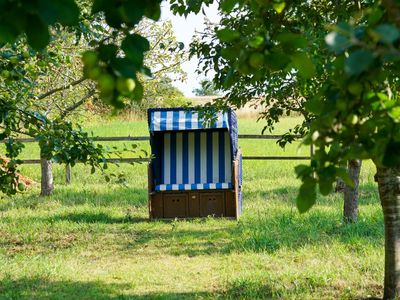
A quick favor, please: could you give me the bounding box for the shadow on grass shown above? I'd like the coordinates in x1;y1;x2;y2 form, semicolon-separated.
114;206;383;256
245;182;379;206
121;224;237;257
0;276;382;300
0;276;216;300
49;212;148;224
0;182;384;258
52;186;148;207
0;186;148;211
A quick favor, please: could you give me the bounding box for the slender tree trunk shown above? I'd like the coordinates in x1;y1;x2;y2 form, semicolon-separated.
40;149;54;196
343;159;362;223
376;166;400;299
65;164;71;185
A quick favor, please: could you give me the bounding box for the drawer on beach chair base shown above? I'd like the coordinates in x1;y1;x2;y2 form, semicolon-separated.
149;190;238;219
155;183;233;191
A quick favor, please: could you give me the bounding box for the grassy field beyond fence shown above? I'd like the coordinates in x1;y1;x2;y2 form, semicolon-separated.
0;116;383;299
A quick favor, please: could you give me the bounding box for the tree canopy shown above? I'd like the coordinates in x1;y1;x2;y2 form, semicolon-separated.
0;0;182;195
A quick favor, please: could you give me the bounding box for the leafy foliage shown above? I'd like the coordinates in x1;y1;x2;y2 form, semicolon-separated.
0;0;164;108
0;1;187;195
193;78;221;96
188;1;369;146
298;15;400;210
171;0;400;211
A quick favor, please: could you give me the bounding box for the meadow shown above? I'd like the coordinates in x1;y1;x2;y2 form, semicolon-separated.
0;116;383;299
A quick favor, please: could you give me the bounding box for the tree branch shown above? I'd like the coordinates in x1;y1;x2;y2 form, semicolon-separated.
60;89;96;119
37;77;87;100
151;26;172;51
152;59;187;76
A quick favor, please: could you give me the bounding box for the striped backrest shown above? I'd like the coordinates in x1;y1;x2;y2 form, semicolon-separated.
159;130;232;185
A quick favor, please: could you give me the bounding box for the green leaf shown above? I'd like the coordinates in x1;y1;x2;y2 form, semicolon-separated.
297;177;316;213
367;7;384;26
112;57;136;78
98;44;118;61
276;32;307;50
38;0;79;26
264;53;291;70
374;24;400;44
122;34;150;65
319;178;332;195
248;36;265;48
123;1;146;25
144;2;161;21
223;68;235;88
0;24;19;44
108;11;124;28
25;15;50;50
318;166;336;195
221;47;239;60
272;2;286;14
335;167;354;188
344;49;374;76
92;0;109;13
325;32;351;53
290;52;316;79
389;106;400;122
216;28;240;42
221;0;237;12
131;81;143;101
305;96;323;115
295;164;312;177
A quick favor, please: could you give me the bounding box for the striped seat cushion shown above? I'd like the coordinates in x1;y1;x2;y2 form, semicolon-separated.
157;130;232;189
155;183;232;191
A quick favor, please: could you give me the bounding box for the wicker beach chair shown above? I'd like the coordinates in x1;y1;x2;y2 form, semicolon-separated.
147;108;242;219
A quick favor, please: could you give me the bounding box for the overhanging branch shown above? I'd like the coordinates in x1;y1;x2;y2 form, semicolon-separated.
60;89;96;119
37;77;87;100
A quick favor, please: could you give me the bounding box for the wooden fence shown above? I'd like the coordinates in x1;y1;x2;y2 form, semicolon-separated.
2;134;314;164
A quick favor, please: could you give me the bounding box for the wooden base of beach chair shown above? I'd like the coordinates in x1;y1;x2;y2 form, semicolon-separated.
149;189;239;219
147;149;242;220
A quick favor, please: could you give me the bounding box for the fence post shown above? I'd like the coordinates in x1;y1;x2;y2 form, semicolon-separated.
310;144;316;178
310;144;315;160
65;164;71;184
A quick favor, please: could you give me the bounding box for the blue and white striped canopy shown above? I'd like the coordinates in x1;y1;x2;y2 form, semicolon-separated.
149;109;229;132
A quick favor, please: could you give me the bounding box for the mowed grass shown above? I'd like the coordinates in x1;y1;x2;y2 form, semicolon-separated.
0;116;384;299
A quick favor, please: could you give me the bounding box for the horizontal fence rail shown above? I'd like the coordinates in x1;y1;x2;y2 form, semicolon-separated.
0;135;302;143
1;135;312;163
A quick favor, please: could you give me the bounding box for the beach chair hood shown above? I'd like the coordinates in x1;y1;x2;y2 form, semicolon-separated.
148;107;238;157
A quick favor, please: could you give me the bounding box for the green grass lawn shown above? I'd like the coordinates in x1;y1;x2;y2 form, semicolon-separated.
0;116;384;299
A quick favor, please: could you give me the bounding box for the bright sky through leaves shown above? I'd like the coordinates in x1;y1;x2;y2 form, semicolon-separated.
161;2;220;96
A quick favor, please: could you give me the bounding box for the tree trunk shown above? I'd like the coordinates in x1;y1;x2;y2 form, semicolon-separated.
65;164;71;185
376;166;400;299
343;159;362;223
40;150;54;196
